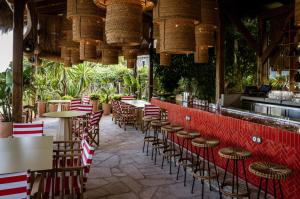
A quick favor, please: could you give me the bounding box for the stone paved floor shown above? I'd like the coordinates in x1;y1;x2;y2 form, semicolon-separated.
84;116;221;199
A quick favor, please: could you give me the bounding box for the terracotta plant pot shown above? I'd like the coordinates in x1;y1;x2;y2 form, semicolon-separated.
91;100;99;112
49;104;58;112
0;121;12;138
38;101;47;116
102;103;111;115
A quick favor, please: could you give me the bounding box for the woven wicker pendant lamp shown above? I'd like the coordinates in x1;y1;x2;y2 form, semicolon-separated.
197;0;218;31
93;0;154;10
71;49;82;65
101;44;120;65
195;46;209;63
160;18;195;54
160;53;172;66
123;46;140;60
80;41;98;60
105;0;143;46
127;59;136;68
296;0;300;26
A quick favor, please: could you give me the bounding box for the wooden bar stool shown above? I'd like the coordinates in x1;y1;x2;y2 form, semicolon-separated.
161;125;184;174
142;116;160;155
218;147;252;198
176;131;200;186
249;161;291;199
191;137;222;198
151;120;170;165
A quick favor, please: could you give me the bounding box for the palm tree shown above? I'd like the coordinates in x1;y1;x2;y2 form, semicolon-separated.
68;62;95;96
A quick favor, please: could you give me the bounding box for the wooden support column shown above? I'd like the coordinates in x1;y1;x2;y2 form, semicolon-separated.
215;6;225;102
148;21;154;101
12;0;26;122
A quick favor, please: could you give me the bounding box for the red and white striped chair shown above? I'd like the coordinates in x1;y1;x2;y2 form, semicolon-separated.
85;111;103;146
12;123;44;137
82;96;90;105
121;96;135;100
72;105;93;139
142;104;161;133
0;171;43;199
70;99;81;111
44;139;95;198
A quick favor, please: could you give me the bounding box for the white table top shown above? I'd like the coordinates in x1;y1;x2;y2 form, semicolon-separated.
43;111;87;118
0;136;53;174
121;100;150;108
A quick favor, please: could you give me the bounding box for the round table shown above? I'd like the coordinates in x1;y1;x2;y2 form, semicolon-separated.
48;100;71;112
43;111;87;141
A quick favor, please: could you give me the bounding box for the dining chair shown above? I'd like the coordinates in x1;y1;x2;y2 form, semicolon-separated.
82;96;90;105
43;139;95;198
12;123;44;137
72;104;93;139
121;96;135;100
70;99;82;111
142;104;161;133
0;171;43;199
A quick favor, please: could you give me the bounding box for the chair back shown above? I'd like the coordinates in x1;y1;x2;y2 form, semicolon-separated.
121;96;135;100
144;104;161;118
12;123;43;137
90;111;103;127
82;96;90;104
81;139;95;166
76;104;93;114
70;99;81;111
0;171;29;199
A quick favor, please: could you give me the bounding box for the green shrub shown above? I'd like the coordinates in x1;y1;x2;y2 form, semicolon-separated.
61;95;73;100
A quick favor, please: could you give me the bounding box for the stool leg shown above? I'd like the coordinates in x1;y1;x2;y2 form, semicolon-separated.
176;138;185;181
191;148;200;194
273;179;277;199
242;160;249;194
172;133;177;167
232;160;235;199
201;147;206;199
264;178;268;199
222;159;229;187
206;147;212;191
211;148;222;199
278;180;283;199
235;160;239;197
257;177;263;199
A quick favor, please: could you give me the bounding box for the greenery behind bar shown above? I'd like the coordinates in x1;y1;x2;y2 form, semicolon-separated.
154;18;258;102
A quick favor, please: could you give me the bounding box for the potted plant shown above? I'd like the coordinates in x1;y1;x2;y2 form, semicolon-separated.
100;84;116;115
90;93;101;112
61;95;74;111
0;69;12;137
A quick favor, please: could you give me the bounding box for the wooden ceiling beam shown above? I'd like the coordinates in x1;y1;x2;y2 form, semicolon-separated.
222;5;259;53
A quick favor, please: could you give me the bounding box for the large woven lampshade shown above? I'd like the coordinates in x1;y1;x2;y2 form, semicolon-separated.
105;0;143;46
158;0;199;22
195;26;214;48
195;46;209;63
38;15;62;54
296;0;300;26
123;46;140;60
80;41;98;60
160;18;195;54
127;59;136;68
198;0;218;31
71;49;82;65
93;0;154;10
160;53;172;66
60;18;79;50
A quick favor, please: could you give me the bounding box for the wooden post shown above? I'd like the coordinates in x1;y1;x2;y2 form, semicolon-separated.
215;6;225;103
148;21;154;101
12;0;26;122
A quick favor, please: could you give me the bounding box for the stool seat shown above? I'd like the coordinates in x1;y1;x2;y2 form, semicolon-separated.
176;131;199;139
192;137;219;148
143;116;160;122
151;120;170;127
161;125;183;133
218;147;251;160
249;161;291;180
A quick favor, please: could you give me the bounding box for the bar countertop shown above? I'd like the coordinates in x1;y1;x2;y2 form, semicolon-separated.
156;99;300;133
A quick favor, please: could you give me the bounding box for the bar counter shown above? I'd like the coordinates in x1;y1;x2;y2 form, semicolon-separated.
151;98;300;198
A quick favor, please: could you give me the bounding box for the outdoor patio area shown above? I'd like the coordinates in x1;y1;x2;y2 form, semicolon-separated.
40;115;220;199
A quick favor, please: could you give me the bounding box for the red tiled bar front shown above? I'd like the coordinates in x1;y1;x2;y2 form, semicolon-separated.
152;98;300;198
